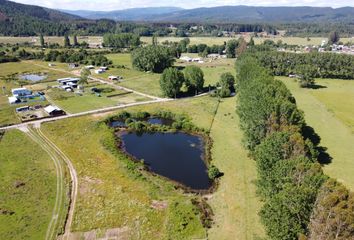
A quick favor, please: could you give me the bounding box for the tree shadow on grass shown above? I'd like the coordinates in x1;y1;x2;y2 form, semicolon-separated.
302;125;332;165
309;84;327;90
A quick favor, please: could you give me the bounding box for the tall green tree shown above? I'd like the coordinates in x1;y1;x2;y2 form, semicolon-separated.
217;72;235;97
132;45;175;73
184;65;204;94
64;35;71;47
39;34;45;47
79;68;91;91
296;64;316;88
73;35;79;46
328;31;340;44
159;68;184;98
226;39;238;58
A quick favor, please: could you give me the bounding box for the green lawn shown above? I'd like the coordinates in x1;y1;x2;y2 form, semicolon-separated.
40;96;263;239
279;77;354;191
0;130;57;240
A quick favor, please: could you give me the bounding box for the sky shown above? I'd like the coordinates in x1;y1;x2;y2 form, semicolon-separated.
11;0;354;11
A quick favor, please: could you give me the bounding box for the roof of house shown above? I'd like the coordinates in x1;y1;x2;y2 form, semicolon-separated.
44;105;61;114
57;77;80;83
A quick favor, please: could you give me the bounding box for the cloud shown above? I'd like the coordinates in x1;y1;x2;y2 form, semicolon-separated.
11;0;354;11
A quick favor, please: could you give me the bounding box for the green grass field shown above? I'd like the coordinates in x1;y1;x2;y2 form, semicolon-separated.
279;77;354;191
0;130;57;240
1;35;351;47
40;96;263;239
207;97;264;239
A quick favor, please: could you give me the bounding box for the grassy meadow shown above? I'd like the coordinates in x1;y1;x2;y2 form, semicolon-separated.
279;77;354;191
0;130;57;239
39;95;264;239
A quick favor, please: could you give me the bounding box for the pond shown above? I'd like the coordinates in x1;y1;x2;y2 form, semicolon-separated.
19;74;47;82
146;117;173;126
120;132;211;190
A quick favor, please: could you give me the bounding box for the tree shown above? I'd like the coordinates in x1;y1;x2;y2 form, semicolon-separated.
328;31;340;44
184;65;204;94
152;35;158;46
132;45;175;73
236;37;248;56
296;64;316;88
249;37;255;46
309;179;354;240
226;39;238;58
64;35;71;47
39;34;45;47
217;72;235;97
79;68;90;91
159;68;184;98
73;35;79;47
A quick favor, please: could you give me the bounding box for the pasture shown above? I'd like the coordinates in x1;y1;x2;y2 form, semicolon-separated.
1;35;352;47
39;95;264;239
0;130;57;240
279;77;354;191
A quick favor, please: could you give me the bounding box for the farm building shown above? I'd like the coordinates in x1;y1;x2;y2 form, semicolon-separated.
44;105;65;116
58;77;79;91
85;65;95;69
11;88;32;97
8;96;20;104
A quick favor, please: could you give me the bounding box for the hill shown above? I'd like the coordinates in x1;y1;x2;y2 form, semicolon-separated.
0;0;80;22
62;7;183;21
0;0;83;36
60;5;354;23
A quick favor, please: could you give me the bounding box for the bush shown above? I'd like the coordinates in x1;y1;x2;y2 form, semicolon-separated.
208;165;221;180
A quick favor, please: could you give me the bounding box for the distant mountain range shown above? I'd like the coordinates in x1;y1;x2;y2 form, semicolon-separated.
60;5;354;23
60;7;183;21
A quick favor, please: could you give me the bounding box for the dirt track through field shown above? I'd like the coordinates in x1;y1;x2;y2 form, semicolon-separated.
23;126;66;240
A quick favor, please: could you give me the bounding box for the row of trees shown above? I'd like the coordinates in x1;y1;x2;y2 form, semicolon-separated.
236;56;354;239
44;50;112;66
103;33;141;49
253;51;354;80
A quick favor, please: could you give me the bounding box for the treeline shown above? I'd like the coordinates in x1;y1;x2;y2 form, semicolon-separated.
44;50;112;66
1;48;111;66
253;51;354;79
102;33;140;49
281;22;354;37
236;56;354;239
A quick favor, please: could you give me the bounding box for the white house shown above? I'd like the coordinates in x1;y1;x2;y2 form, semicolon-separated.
95;69;105;74
8;96;20;104
180;56;192;62
85;65;95;69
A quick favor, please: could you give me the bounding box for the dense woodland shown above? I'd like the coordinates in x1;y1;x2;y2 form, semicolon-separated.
236;56;354;239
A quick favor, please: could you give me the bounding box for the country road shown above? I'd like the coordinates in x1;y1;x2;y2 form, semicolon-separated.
0;98;170;131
